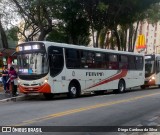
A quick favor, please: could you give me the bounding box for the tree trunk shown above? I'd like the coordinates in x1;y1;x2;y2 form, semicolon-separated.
91;25;95;47
128;26;133;52
132;21;139;52
0;20;8;48
99;28;108;49
95;30;100;48
38;30;48;41
104;31;110;49
114;28;121;50
121;28;127;51
124;29;127;51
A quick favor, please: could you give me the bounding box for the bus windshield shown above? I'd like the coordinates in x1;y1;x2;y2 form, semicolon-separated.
17;53;49;75
145;60;154;77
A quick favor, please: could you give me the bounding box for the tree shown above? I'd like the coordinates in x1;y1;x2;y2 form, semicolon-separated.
81;0;160;50
0;0;9;48
47;0;90;45
11;0;90;45
46;24;68;43
11;0;59;41
0;19;8;48
7;27;18;41
10;0;160;50
81;0;108;47
145;3;160;24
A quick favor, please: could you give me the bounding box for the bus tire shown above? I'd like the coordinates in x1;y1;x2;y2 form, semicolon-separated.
117;79;126;93
140;85;146;89
68;82;80;98
43;93;54;100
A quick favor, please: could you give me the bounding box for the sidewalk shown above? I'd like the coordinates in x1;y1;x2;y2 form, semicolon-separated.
0;85;13;100
0;84;24;101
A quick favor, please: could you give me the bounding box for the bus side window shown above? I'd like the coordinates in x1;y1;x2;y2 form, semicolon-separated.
86;52;95;68
65;49;80;69
157;60;160;72
80;51;88;68
109;54;118;69
105;54;109;69
135;56;143;70
48;46;64;77
128;56;136;70
95;52;105;69
119;55;128;69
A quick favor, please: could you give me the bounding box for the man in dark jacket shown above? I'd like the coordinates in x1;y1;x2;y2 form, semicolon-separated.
2;66;9;93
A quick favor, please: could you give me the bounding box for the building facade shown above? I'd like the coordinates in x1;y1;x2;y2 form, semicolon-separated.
137;21;160;54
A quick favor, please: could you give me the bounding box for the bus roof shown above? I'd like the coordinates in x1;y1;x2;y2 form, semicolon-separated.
145;54;160;57
19;41;144;56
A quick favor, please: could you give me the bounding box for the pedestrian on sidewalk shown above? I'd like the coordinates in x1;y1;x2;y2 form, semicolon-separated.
9;66;18;97
2;66;9;93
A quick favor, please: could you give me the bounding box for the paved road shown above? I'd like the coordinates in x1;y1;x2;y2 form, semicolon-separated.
0;87;160;135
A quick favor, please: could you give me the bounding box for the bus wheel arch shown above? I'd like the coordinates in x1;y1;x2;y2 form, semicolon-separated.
68;79;81;98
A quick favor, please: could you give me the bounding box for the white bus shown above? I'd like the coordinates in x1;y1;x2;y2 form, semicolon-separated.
16;41;144;99
141;54;160;89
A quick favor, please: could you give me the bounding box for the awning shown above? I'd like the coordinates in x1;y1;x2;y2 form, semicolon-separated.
0;48;16;57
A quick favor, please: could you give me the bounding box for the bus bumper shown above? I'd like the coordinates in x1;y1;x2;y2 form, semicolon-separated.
18;83;51;94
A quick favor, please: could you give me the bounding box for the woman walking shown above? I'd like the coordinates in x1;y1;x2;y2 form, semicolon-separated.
9;66;18;96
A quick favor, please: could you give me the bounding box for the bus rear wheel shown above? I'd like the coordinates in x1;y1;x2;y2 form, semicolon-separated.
68;83;80;98
140;85;146;89
43;93;54;100
115;79;126;93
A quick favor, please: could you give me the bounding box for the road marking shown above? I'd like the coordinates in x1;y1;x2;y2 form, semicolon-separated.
149;116;159;122
147;122;158;126
137;124;143;126
12;92;160;126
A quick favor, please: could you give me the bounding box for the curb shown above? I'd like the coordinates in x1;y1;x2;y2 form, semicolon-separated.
0;95;25;103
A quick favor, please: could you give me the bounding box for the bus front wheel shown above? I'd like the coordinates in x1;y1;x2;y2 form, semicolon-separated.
68;83;80;98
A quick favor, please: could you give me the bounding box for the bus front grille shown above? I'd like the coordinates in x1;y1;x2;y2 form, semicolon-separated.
24;87;39;92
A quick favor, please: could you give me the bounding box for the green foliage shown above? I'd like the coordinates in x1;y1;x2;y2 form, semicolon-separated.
97;2;108;12
10;0;160;50
7;27;18;41
51;0;90;45
145;3;160;24
46;25;67;43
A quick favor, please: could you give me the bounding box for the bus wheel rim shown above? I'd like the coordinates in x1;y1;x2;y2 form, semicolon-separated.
119;83;124;92
71;87;76;95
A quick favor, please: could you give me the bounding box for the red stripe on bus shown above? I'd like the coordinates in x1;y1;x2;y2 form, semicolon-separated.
87;69;128;89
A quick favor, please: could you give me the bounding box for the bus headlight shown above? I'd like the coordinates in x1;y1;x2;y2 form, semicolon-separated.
44;79;48;83
149;76;155;82
151;76;155;80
